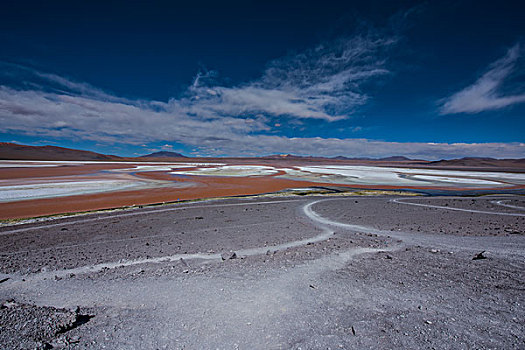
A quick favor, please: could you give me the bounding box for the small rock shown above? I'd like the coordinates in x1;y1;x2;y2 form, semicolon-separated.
473;251;487;260
351;326;356;335
425;320;433;325
49;337;68;348
2;299;18;309
430;249;439;253
221;251;237;260
504;228;521;235
69;335;81;343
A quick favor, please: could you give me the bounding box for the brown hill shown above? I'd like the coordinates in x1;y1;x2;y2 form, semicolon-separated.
428;157;525;168
139;151;187;158
0;142;121;161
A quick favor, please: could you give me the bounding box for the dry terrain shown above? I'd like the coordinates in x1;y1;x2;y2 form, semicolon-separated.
1;194;524;349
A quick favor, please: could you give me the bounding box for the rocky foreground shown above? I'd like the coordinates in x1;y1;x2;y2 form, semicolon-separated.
1;194;524;349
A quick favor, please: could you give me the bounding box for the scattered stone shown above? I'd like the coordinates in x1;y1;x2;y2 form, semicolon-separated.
473;251;487;260
221;251;237;260
0;300;93;349
1;299;18;309
69;335;81;343
48;336;68;348
385;255;393;260
504;228;521;235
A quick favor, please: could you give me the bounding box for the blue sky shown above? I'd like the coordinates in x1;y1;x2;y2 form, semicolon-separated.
0;0;524;159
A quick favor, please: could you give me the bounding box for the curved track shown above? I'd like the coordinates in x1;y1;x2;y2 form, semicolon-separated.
5;195;523;280
391;197;525;217
491;199;525;211
305;197;525;255
1;195;524;349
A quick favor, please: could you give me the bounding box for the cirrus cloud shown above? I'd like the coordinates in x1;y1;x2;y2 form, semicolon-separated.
440;43;525;114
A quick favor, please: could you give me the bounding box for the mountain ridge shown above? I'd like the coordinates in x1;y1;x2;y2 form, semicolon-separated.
0;143;523;170
139;151;187;158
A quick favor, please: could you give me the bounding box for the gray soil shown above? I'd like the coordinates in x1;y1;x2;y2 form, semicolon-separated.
0;194;524;349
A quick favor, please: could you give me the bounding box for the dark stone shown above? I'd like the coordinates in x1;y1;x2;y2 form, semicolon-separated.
472;251;487;260
221;251;237;260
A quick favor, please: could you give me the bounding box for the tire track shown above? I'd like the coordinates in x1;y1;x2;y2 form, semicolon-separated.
391;197;525;217
0;199;304;236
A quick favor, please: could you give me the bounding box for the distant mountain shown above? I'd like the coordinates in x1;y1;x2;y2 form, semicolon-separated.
0;142;121;161
1;143;522;169
331;155;412;161
428;157;525;168
263;154;417;162
260;154;310;160
140;151;187;158
379;156;412;161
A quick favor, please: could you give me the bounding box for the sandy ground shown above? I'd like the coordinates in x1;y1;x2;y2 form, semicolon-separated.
1;194;524;349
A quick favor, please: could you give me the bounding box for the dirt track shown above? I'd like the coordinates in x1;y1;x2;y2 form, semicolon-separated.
1;194;524;349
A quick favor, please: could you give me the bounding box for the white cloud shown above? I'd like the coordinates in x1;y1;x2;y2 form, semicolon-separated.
0;36;524;159
440;43;525;114
0;33;394;142
165;34;395;122
189;135;525;159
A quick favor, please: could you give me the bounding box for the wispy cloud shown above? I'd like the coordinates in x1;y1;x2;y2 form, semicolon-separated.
0;33;394;141
440;43;525;114
168;34;395;122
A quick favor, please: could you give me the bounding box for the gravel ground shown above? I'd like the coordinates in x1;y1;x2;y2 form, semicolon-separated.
314;195;524;236
0;194;524;349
